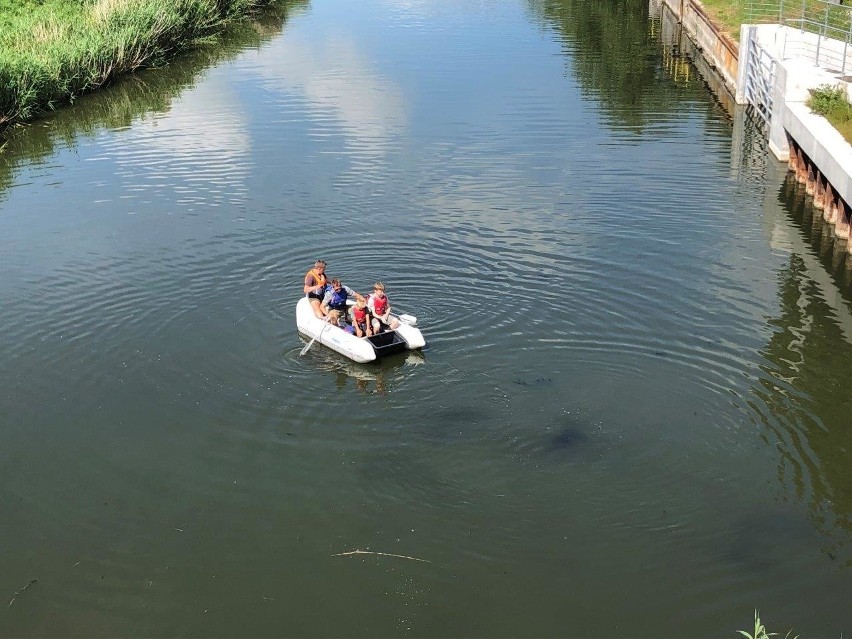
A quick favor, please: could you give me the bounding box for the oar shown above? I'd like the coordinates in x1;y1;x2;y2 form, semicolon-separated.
300;315;330;356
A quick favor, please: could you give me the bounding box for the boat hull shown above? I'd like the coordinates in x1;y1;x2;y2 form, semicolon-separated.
296;297;425;363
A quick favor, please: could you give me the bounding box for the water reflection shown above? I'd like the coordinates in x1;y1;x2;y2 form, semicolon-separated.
312;348;426;396
248;30;407;187
528;0;682;129
0;0;309;200
748;175;852;565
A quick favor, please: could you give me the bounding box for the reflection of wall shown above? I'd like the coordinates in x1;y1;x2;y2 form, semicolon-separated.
654;0;738;90
750;161;852;565
655;0;738;114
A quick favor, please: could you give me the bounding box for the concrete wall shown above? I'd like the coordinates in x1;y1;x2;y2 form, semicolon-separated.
658;0;739;92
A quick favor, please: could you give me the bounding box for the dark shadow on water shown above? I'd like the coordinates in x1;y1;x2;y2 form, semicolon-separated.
548;424;589;451
512;376;554;388
724;510;824;573
509;412;611;467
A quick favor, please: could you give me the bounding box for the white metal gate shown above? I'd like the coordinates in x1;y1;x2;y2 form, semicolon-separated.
744;37;777;125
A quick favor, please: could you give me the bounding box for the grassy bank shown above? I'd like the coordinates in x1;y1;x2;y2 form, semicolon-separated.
697;0;747;40
0;0;286;134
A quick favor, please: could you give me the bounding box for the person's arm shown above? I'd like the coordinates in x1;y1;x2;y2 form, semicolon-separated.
303;275;322;295
344;285;364;303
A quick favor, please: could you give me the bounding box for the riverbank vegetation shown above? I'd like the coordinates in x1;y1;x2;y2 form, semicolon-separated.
808;84;852;142
697;0;748;39
693;0;851;44
0;0;289;135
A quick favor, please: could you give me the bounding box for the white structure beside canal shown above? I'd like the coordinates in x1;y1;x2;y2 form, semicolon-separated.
657;0;852;250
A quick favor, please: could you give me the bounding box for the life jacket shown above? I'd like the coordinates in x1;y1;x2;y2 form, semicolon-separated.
327;287;348;310
352;305;368;324
370;294;388;316
306;269;327;298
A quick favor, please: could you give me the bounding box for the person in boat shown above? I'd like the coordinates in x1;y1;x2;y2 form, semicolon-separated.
351;297;373;338
367;281;399;333
303;260;328;318
321;278;365;321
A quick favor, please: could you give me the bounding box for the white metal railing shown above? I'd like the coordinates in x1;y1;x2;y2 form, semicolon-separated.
744;36;777;123
746;0;852;73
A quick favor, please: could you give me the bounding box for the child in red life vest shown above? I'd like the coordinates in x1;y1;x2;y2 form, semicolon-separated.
368;281;399;333
351;297;373;338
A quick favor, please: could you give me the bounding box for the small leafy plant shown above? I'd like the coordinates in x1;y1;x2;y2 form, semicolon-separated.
739;610;774;639
807;84;852;143
738;610;798;639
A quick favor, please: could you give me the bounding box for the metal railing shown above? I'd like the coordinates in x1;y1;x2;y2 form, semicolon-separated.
746;0;852;73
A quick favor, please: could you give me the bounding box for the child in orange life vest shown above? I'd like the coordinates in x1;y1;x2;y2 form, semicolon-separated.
351;297;373;338
367;281;399;333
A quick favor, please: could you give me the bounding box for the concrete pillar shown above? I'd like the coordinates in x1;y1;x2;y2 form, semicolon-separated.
815;175;826;209
796;149;808;184
787;136;797;173
825;188;837;223
837;200;851;240
806;163;816;195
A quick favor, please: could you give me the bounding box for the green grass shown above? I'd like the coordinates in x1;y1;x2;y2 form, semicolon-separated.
808;84;852;143
684;0;852;44
0;0;287;132
696;0;748;40
738;610;798;639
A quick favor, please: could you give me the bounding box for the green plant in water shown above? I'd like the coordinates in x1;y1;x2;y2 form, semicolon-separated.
739;610;775;639
738;610;798;639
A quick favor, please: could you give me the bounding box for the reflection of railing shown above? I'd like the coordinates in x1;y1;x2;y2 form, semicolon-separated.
746;0;852;73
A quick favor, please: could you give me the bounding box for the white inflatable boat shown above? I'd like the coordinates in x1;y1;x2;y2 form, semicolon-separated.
296;296;426;363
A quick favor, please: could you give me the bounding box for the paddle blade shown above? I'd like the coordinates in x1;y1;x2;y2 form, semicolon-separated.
299;337;316;356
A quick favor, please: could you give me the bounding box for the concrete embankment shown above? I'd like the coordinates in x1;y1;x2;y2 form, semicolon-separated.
655;0;852;253
654;0;739;94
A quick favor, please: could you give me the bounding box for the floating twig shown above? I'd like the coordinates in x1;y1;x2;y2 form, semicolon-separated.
332;550;430;563
8;579;37;607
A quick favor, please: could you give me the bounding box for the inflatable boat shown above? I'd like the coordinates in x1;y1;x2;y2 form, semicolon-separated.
296;296;426;363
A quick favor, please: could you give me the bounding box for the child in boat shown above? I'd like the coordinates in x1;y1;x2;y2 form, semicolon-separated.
351;297;373;338
368;281;399;333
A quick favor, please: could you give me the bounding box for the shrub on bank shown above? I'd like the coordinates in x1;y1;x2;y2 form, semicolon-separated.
0;0;281;133
807;84;852;144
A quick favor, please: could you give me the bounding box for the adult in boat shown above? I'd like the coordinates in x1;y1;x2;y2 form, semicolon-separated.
368;281;399;333
303;260;328;318
321;278;365;320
